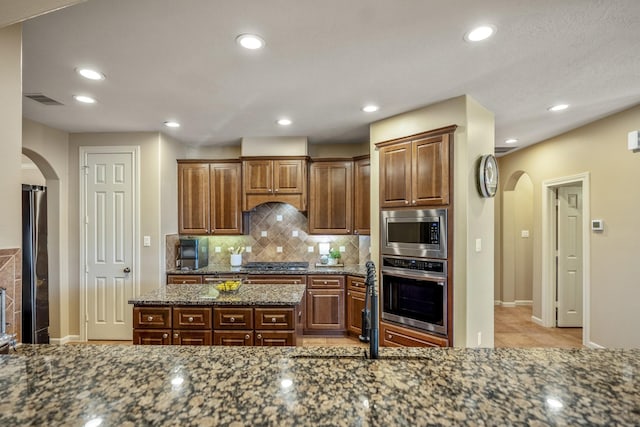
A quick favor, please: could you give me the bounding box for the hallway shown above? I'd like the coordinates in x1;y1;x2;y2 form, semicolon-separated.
494;305;583;348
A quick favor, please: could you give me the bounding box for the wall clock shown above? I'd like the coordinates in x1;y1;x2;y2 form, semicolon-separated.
477;154;499;198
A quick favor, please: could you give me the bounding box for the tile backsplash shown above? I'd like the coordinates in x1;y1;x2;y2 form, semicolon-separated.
166;202;370;269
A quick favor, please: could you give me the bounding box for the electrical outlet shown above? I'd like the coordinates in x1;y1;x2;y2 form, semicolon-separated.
477;332;482;347
292;230;299;237
276;246;283;253
339;246;346;252
143;235;151;247
276;215;283;222
261;231;268;237
521;230;529;238
214;246;221;253
475;238;482;252
307;246;314;253
245;246;252;253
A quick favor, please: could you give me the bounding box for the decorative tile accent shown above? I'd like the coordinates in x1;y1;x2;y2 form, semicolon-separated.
0;248;21;342
167;203;372;268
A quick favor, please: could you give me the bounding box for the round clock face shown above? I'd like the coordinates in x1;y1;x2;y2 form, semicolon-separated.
478;154;499;198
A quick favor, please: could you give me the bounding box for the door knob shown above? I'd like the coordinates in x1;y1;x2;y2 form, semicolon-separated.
123;267;131;273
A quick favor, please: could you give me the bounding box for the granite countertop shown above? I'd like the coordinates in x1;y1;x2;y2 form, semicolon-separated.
166;264;367;277
1;345;638;426
129;283;306;306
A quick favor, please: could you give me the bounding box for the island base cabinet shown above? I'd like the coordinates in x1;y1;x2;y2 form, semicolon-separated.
380;322;449;347
214;331;254;346
255;331;296;346
172;330;212;345
306;289;345;331
133;329;172;345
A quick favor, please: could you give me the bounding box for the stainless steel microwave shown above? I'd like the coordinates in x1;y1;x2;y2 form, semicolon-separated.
381;208;447;259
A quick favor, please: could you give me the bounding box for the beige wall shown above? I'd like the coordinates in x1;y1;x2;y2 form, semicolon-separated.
370;95;495;348
22;118;70;340
21;155;46;185
308;142;369;158
0;23;22;249
185;144;241;159
497;104;640;348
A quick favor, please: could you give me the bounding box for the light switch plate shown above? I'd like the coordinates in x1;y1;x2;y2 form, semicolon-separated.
143;235;151;247
215;246;221;253
276;246;283;253
475;238;482;252
261;231;268;237
292;230;299;237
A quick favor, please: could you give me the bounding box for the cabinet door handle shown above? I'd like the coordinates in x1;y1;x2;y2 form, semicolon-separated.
162;333;168;339
245;334;250;340
188;317;194;323
274;188;279;192
412;200;416;204
354;230;358;235
174;333;179;338
230;317;236;323
147;316;153;321
405;200;409;204
257;334;262;340
323;281;327;284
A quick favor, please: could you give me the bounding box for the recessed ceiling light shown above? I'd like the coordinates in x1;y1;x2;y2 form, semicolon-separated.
362;105;379;113
164;121;181;128
73;95;96;104
505;138;518;144
76;68;105;81
276;118;292;126
548;104;569;112
236;34;265;50
464;25;496;42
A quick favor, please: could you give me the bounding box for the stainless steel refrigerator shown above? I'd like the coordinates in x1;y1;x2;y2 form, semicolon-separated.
22;184;49;344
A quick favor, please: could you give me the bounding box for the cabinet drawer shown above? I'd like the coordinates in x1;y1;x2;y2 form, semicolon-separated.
172;330;212;346
214;331;254;346
173;307;212;329
380;322;448;347
203;274;245;284
308;275;345;289
214;307;254;329
255;331;296;346
133;329;172;345
167;275;203;284
134;307;172;329
347;276;366;292
255;308;295;330
244;275;306;285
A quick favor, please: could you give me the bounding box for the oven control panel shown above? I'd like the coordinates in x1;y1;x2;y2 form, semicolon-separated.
382;256;446;274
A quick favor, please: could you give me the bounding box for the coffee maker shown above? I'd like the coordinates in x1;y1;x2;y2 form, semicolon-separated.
177;237;209;270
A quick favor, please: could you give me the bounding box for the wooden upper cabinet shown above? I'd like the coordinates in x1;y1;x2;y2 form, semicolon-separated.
309;160;353;235
177;160;242;235
353;156;370;235
242;157;307;211
210;162;242;234
378;126;454;208
178;162;210;234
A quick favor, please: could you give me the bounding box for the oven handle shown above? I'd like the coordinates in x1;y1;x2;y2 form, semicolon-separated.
381;267;446;285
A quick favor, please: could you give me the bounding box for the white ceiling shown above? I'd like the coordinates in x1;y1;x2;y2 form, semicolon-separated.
20;0;640;153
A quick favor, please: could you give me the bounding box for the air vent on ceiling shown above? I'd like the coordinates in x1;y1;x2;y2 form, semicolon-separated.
495;146;516;156
24;93;64;106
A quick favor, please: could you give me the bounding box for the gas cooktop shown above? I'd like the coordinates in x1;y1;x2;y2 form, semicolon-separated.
242;261;309;271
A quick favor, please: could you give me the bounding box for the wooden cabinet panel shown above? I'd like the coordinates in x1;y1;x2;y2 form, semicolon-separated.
244;275;306;285
255;331;296;346
380;322;448;347
173;307;212;329
306;289;345;331
210;162;242;234
308;275;344;289
353;156;370;235
273;159;304;193
309;161;353;235
214;331;254;346
167;275;203;285
243;159;272;194
255;308;295;330
134;307;172;329
242;158;307;211
379;141;412;208
214;307;254;329
412;134;449;206
178;163;210;234
133;329;171;345
346;276;367;336
172;330;212;346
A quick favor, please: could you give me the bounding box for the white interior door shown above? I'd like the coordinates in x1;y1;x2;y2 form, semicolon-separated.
557;185;583;327
82;148;137;340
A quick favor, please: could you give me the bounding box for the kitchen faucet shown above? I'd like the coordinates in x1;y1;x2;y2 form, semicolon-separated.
359;261;379;359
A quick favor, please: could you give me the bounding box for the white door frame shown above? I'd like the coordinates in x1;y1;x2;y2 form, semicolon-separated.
79;145;141;341
541;172;590;346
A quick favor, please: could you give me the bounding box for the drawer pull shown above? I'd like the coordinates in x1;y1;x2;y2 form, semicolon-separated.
230;317;235;323
147;316;153;321
257;334;262;340
162;333;168;339
271;317;277;323
188;317;194;323
323;281;327;284
174;333;179;338
245;334;250;340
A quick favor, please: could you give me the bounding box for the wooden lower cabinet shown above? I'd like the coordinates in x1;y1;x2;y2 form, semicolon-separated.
255;331;296;346
214;331;254;346
244;275;306;285
133;329;172;345
214;307;254;329
346;276;366;336
380;322;449;347
173;330;212;346
306;289;345;331
167;275;203;285
134;307;172;329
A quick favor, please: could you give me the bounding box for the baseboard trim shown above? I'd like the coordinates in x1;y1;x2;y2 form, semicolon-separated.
494;300;502;306
50;335;81;345
531;316;544;326
587;341;605;349
515;300;533;306
501;302;516;308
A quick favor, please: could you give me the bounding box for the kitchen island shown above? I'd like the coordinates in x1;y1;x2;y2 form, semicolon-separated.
0;345;638;425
